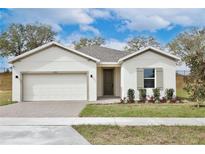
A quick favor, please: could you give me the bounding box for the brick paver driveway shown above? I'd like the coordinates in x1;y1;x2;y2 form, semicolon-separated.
0;101;86;117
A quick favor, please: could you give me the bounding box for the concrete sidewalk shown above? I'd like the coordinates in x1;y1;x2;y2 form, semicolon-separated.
0;117;205;126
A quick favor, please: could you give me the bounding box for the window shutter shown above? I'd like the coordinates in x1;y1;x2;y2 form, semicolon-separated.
156;68;163;89
137;68;144;89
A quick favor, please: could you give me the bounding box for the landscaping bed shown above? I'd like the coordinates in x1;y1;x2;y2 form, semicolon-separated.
80;103;205;117
73;125;205;145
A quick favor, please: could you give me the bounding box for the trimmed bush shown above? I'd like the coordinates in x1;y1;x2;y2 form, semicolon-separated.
153;88;160;101
165;88;175;100
138;89;146;101
127;89;135;103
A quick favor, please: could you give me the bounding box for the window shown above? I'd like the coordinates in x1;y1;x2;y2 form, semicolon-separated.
144;68;155;88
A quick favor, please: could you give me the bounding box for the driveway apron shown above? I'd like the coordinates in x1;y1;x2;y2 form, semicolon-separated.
0;126;90;145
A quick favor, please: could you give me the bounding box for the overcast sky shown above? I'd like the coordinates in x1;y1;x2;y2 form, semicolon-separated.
1;8;204;70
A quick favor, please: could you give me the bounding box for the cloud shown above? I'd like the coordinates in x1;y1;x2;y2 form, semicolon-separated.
2;9;97;32
88;9;112;19
57;32;87;48
2;8;205;34
103;39;127;50
59;32;127;51
80;25;100;35
112;9;205;32
1;9;113;33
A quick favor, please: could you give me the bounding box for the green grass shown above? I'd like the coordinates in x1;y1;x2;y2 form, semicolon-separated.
73;125;205;144
80;103;205;117
0;91;14;106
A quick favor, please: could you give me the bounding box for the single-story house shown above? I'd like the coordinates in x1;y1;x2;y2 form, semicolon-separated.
9;41;180;102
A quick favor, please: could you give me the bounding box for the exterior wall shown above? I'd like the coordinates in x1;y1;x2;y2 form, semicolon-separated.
97;67;121;97
121;50;176;100
12;46;97;102
114;67;121;97
97;67;103;97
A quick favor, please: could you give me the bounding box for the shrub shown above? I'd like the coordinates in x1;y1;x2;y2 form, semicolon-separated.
165;88;175;100
138;89;146;101
127;89;135;103
152;88;160;101
120;99;124;103
170;98;177;103
160;97;167;103
186;84;205;107
148;96;155;103
120;97;127;103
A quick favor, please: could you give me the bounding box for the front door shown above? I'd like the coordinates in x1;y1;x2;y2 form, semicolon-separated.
103;69;114;95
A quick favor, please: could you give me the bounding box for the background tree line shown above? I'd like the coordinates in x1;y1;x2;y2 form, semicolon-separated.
0;23;205;103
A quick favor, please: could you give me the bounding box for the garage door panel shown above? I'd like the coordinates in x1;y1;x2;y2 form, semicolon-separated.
23;73;87;101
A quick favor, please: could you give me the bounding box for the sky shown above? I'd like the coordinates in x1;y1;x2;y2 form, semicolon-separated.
1;8;205;70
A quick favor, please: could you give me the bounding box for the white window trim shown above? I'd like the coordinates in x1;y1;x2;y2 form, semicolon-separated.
144;68;156;89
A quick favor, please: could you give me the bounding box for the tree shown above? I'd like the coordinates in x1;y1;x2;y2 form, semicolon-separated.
124;36;161;52
73;37;105;49
0;23;56;56
168;28;205;105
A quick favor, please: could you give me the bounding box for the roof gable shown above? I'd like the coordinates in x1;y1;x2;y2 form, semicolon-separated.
9;42;100;63
118;47;180;63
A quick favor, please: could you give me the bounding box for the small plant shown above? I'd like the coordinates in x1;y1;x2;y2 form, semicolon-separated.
120;99;124;103
170;98;177;103
138;89;146;101
120;97;127;103
160;97;167;103
127;89;135;103
148;96;155;103
152;88;160;101
165;88;174;100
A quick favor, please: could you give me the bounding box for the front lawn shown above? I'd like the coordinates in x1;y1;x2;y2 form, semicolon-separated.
0;91;14;106
73;125;205;144
80;103;205;117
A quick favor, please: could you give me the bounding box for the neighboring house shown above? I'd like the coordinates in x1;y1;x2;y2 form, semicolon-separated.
9;41;180;102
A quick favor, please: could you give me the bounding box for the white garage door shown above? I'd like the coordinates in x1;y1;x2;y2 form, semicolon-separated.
23;73;87;101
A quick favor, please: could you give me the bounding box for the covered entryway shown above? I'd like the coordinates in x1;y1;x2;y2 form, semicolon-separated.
22;73;88;101
103;69;114;95
97;67;121;98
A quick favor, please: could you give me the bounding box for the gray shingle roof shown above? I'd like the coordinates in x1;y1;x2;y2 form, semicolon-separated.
78;46;131;62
